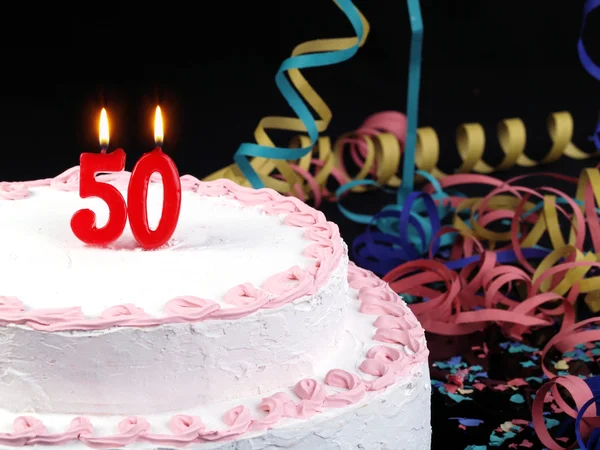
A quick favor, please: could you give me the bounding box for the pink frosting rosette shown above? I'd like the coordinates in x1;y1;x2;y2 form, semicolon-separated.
101;304;149;320
293;378;327;418
210;283;268;320
231;187;276;205
50;167;81;192
283;210;325;228
118;416;150;435
262;198;301;215
169;415;205;436
0;182;30;200
323;369;367;407
178;175;203;192
195;181;230;197
262;266;313;308
0;296;25;314
201;406;252;442
164;296;220;321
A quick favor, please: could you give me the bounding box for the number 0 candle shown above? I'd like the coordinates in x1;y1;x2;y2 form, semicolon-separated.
127;106;182;249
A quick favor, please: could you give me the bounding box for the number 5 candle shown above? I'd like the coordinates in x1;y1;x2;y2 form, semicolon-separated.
70;108;127;246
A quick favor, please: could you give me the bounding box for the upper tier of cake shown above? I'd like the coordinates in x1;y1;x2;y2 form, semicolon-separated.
0;180;317;316
0;169;348;415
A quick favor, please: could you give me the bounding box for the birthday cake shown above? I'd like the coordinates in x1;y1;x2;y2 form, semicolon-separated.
0;168;431;449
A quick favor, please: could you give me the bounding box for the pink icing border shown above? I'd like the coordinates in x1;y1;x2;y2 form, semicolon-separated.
0;262;429;448
0;167;344;331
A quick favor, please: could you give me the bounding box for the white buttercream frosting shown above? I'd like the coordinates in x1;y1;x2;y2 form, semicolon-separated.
0;185;312;315
0;259;348;415
0;283;431;450
0;174;431;449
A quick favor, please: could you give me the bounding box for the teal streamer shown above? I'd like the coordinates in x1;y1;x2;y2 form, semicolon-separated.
232;0;365;189
400;0;424;195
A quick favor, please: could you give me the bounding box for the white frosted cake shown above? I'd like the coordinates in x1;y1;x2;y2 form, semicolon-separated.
0;167;431;449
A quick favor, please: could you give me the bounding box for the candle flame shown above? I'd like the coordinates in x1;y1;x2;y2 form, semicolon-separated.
99;108;109;149
154;106;164;147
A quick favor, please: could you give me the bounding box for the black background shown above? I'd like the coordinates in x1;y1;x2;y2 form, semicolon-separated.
1;0;598;181
2;1;600;448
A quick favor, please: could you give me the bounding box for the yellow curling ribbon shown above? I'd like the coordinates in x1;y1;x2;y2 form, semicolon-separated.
203;1;370;195
207;104;597;203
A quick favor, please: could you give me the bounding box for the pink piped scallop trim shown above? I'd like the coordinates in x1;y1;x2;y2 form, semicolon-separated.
0;167;345;331
0;262;429;448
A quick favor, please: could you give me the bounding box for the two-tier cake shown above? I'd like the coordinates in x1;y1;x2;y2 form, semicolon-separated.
0;167;431;449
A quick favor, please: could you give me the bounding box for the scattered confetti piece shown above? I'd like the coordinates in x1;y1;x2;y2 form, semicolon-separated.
512;419;530;426
507;378;528;387
545;417;560;429
464;446;487;450
501;342;539;354
447;373;465;388
458;388;474;395
500;421;519;432
520;361;536;368
473;382;486;391
449;418;484;427
490;430;516;447
554;360;569;370
448;392;473;403
510;394;526;404
444;383;459;394
519;440;534;448
525;376;544;384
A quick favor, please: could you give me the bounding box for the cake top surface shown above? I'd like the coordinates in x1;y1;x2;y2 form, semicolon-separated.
0;168;344;329
0;184;309;316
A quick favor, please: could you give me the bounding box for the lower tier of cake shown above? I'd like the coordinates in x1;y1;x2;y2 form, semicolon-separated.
0;263;431;449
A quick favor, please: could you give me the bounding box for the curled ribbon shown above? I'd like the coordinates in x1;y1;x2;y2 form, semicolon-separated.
533;375;600;450
204;0;370;196
203;0;427;207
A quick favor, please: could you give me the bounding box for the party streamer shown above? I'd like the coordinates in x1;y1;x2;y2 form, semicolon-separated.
209;108;596;209
204;0;370;194
578;0;600;151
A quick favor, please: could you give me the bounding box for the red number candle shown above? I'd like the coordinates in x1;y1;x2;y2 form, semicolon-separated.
71;108;128;246
127;106;182;249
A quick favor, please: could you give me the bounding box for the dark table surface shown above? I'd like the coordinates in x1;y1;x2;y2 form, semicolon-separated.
1;1;600;448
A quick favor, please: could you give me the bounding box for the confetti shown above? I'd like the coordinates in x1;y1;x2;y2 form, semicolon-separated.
507;378;529;387
490;431;516;447
449;418;484;427
500;421;520;432
525;376;544;384
448;391;473;403
545;417;560;429
554;360;569;370
510;394;526;404
507;343;539;354
520;361;536;368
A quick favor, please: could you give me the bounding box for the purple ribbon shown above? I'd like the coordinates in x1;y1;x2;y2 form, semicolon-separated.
578;0;600;150
575;376;600;449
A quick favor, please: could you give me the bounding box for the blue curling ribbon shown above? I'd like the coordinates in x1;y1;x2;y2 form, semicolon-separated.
399;0;424;195
232;0;365;189
579;0;600;81
578;0;600;151
575;376;600;450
